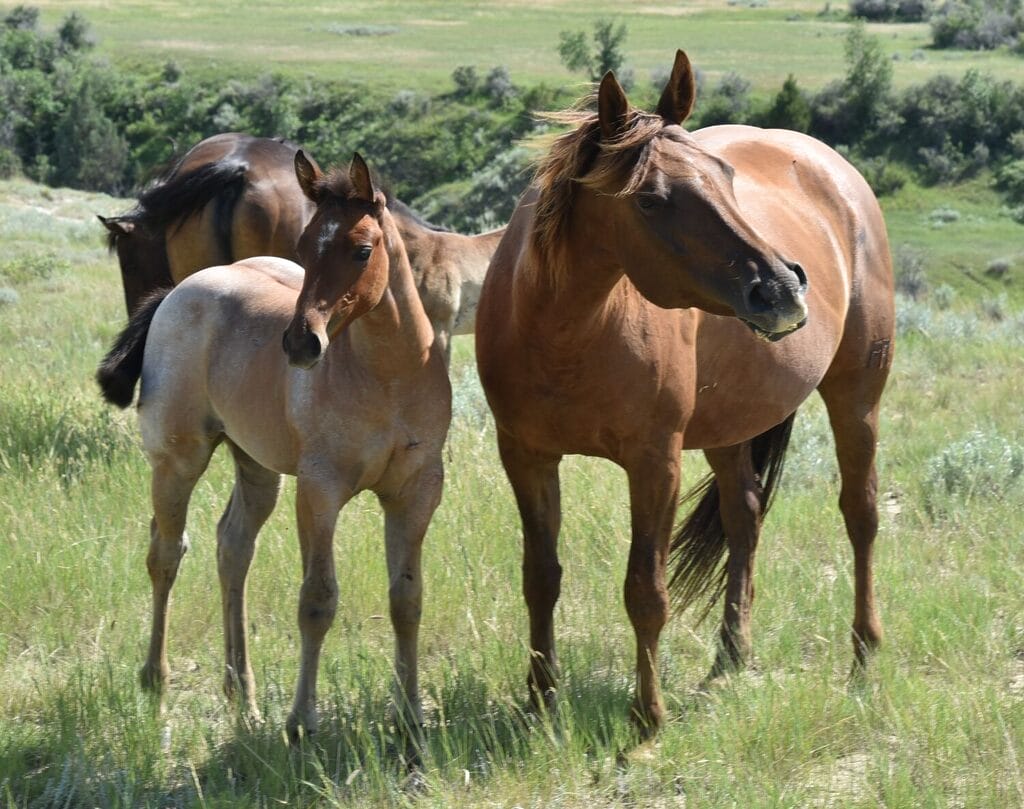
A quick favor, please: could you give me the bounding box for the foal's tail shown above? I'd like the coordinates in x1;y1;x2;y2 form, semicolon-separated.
96;288;171;408
667;413;796;621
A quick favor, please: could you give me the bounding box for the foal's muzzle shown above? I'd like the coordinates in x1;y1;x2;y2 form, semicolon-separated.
282;324;326;369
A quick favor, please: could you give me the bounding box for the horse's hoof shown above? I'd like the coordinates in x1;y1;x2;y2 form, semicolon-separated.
286;712;317;746
628;701;664;740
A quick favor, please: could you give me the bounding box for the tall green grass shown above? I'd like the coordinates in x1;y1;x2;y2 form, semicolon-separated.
1;178;1022;807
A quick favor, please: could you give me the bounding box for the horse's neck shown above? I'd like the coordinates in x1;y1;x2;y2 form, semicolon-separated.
394;212;503;287
347;216;435;375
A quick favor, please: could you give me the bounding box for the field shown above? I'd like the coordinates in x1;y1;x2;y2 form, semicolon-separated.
2;2;1024;807
23;0;1024;93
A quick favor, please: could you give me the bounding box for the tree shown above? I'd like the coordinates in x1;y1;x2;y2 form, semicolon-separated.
557;19;628;83
762;74;811;132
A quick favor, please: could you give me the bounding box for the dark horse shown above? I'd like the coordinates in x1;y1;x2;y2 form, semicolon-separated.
475;51;894;733
99;132;503;358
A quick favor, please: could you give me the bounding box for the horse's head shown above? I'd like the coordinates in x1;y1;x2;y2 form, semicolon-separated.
282;151;390;369
98;214;173;317
538;50;808;340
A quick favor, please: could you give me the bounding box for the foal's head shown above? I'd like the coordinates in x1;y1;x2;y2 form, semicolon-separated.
534;50;808;340
282;152;390;369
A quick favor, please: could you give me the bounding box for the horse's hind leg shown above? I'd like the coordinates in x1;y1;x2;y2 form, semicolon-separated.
818;367;889;672
702;443;762;680
218;442;281;721
141;443;213;697
380;460;444;739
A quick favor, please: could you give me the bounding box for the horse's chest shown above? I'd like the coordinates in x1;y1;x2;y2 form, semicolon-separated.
488;339;686;459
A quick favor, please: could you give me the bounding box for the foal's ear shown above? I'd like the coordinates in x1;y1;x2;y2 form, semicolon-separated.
655;49;697;126
598;70;630;141
97;214;132;237
349;153;377;204
294;150;323;203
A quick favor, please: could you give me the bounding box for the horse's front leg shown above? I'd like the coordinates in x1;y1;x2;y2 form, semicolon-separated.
497;432;563;715
286;473;347;743
380;459;444;735
623;438;682;736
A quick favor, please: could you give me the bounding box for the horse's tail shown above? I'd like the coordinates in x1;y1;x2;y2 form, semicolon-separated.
96;288;172;408
134;157;249;262
667;412;796;621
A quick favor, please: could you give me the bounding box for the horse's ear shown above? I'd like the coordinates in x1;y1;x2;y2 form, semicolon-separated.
294;150;323;202
349;153;376;203
655;49;697;126
97;215;132;236
598;70;630;141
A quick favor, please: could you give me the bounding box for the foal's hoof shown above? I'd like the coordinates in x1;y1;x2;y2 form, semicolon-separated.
285;712;317;746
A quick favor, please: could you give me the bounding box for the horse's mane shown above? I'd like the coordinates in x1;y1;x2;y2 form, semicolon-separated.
106;157;249;261
531;99;668;281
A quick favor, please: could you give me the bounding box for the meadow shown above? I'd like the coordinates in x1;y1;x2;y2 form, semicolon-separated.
2;2;1024;806
23;0;1024;92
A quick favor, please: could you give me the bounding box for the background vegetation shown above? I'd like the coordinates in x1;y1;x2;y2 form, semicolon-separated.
0;1;1022;807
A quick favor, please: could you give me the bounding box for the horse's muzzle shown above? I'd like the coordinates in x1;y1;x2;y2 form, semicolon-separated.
282;324;326;369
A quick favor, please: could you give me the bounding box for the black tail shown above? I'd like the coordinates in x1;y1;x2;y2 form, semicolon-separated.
96;288;171;408
667;413;796;621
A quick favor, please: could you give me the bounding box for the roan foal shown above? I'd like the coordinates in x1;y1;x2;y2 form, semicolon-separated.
97;153;451;742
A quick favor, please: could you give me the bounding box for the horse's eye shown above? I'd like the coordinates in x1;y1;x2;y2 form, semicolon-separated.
636;193;663;212
354;245;373;262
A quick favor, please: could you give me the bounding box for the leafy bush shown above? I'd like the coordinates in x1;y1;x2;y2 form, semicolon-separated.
695;72;752;127
849;0;932;21
931;0;1024;50
995;158;1024;202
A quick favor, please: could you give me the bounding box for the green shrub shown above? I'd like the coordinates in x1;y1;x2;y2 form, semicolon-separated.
995;159;1024;202
923;429;1024;519
849;0;932;21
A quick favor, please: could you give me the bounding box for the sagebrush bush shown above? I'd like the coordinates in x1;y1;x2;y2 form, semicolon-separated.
923;429;1024;519
893;244;929;299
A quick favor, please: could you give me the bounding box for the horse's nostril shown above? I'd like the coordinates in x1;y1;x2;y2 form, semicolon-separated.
787;261;808;291
747;282;770;313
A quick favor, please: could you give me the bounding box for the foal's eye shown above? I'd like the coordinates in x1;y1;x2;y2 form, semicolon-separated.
354;245;373;262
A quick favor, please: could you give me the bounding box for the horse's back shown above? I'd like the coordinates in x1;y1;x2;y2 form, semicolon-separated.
165;135;313;283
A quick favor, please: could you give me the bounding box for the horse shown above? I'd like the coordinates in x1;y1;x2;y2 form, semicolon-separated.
99;132;504;360
96;152;452;742
475;50;894;734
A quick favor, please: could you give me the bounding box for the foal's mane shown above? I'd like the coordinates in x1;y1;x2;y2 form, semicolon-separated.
531;100;668;278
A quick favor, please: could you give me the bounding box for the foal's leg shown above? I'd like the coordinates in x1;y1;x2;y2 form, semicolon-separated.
286;473;348;742
218;442;281;721
380;461;444;733
497;432;563;713
623;440;682;735
819;371;888;672
141;444;213;695
702;443;762;680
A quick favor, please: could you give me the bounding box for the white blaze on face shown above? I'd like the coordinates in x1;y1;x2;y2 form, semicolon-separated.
316;221;339;260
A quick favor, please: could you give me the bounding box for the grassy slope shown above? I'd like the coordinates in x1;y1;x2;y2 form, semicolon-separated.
21;0;1024;94
1;168;1022;807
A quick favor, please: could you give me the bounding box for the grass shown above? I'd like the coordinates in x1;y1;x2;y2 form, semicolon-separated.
1;155;1023;809
23;0;1024;94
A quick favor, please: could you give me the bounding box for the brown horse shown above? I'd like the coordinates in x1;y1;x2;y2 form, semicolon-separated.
99;132;503;359
97;153;451;741
475;51;894;733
